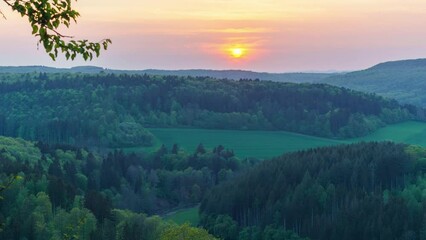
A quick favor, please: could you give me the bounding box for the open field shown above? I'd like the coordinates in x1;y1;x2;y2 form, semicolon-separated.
353;121;426;145
163;206;200;226
147;121;426;159
149;128;344;159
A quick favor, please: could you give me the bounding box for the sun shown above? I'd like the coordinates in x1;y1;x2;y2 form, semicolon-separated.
230;48;245;58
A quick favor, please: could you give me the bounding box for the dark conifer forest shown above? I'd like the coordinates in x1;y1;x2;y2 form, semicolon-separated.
200;142;426;240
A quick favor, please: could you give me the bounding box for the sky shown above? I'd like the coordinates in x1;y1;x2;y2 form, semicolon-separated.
1;0;426;72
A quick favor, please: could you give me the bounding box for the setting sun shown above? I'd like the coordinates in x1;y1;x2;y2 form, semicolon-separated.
230;48;245;58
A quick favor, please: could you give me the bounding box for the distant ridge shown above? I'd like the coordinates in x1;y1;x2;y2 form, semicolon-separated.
368;58;426;70
0;66;105;74
0;66;339;83
321;58;426;107
133;69;338;83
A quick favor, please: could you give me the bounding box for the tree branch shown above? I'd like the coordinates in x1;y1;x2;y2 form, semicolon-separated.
1;0;111;61
0;9;6;19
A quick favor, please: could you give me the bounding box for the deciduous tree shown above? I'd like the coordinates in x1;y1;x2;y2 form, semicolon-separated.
1;0;111;60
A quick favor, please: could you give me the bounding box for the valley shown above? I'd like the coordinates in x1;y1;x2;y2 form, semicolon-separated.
3;0;426;239
1;60;426;239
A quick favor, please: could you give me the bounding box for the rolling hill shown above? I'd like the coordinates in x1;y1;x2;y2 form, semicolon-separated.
0;66;105;74
321;59;426;107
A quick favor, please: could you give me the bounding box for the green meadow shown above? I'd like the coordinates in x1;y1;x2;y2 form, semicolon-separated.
149;121;426;159
163;206;200;226
149;128;343;159
352;121;426;145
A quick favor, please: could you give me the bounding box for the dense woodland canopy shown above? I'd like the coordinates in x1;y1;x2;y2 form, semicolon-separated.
200;142;426;240
0;72;422;148
0;136;251;239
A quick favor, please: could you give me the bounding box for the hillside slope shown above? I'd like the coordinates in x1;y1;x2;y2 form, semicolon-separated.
322;59;426;107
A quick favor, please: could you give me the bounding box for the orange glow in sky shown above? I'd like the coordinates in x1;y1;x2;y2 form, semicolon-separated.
224;44;250;59
2;0;426;71
230;48;244;58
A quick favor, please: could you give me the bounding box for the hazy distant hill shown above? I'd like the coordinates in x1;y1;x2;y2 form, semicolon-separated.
129;69;338;83
0;66;105;74
0;66;338;83
322;59;426;107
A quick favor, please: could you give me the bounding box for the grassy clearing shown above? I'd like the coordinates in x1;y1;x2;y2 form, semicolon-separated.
148;121;426;159
163;206;200;226
353;121;426;146
149;128;344;159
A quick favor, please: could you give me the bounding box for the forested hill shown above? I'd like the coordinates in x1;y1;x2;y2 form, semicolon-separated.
200;142;426;240
369;58;426;70
0;66;338;83
0;73;421;148
322;59;426;107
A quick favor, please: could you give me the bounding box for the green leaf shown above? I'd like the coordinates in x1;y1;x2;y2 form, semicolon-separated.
39;27;46;37
49;53;56;61
31;25;39;35
44;40;53;53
